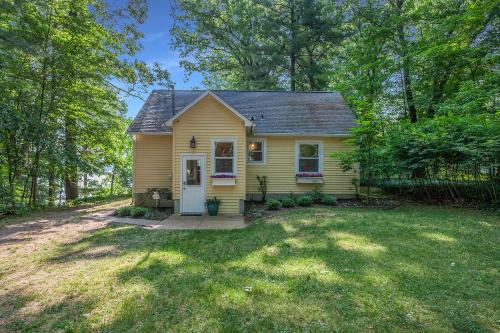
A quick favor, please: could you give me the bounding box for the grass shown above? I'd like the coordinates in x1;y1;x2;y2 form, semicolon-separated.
0;205;498;332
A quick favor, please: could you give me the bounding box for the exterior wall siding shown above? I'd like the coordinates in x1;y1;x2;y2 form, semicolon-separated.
245;136;357;198
133;134;173;193
131;107;358;213
172;95;246;214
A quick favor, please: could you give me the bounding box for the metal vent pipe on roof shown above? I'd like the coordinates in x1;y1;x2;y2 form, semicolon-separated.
170;84;175;116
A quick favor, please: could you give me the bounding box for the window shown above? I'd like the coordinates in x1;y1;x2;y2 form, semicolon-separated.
296;141;323;173
247;139;266;164
213;140;236;175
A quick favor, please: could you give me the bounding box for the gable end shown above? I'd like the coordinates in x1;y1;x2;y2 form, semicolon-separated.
165;90;253;127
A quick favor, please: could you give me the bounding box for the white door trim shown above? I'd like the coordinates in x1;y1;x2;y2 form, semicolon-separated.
180;153;206;214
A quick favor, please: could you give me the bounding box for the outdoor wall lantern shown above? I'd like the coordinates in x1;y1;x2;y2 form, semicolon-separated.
190;136;196;148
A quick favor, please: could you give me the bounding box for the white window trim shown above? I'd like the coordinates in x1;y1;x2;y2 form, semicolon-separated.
211;138;237;176
295;140;323;174
247;138;266;165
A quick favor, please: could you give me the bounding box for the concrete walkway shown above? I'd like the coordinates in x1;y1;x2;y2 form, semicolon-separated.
98;213;246;230
154;214;246;230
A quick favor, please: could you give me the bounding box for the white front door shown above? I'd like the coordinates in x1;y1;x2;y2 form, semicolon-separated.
181;155;205;215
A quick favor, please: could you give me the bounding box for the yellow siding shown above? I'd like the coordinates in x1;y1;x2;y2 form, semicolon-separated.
246;136;357;196
172;95;246;214
133;135;173;193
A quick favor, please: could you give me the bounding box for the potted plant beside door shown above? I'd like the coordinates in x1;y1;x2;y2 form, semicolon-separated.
206;197;222;216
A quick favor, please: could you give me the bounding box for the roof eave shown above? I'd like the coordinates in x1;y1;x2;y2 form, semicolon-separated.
127;131;172;136
253;132;353;137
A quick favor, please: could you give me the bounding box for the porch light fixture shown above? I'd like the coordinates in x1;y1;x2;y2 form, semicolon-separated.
190;136;196;148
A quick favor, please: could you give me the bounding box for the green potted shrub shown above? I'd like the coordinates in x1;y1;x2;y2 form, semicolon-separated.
206;197;222;216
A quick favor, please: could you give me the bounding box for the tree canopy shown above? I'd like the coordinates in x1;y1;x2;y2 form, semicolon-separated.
171;0;499;205
0;0;170;212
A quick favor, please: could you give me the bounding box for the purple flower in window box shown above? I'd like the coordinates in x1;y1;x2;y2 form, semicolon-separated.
296;173;323;177
211;174;237;178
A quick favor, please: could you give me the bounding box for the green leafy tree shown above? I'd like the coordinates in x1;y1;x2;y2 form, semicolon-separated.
0;0;170;211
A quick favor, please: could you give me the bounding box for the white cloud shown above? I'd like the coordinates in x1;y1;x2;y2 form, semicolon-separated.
143;32;166;43
147;57;183;73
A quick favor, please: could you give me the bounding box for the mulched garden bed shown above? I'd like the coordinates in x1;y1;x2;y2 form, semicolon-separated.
244;198;403;221
114;207;173;221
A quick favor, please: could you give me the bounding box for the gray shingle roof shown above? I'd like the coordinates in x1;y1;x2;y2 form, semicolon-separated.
127;90;357;135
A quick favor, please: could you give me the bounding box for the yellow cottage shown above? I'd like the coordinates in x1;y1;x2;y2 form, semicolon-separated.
128;90;358;215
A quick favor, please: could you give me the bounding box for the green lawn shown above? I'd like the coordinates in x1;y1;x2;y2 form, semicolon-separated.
1;205;499;332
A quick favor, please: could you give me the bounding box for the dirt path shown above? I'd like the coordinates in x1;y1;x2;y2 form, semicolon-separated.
0;198;130;260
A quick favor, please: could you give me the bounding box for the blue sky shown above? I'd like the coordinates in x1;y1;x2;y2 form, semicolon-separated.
122;0;204;118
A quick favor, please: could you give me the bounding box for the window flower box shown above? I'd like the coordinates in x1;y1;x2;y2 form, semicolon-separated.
211;174;236;186
296;173;324;184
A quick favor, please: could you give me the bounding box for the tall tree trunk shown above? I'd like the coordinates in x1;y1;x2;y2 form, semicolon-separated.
289;1;297;91
394;0;417;123
64;117;79;201
307;48;317;90
427;66;451;118
366;141;372;204
30;5;54;207
48;166;56;207
8;173;16;210
64;175;78;201
21;172;30;204
83;173;88;198
5;133;18;210
110;166;115;196
30;149;41;206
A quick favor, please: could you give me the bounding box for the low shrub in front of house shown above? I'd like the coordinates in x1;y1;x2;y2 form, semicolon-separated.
306;187;324;204
246;208;263;219
321;195;337;206
144;210;158;219
297;196;313;206
286;192;298;204
115;205;153;218
130;206;150;217
115;206;132;217
265;198;281;210
281;198;295;208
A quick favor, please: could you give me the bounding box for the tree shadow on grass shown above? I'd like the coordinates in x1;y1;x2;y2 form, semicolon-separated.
9;206;498;332
1;288;96;333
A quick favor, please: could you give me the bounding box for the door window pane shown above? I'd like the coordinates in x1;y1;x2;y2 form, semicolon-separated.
185;159;201;185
